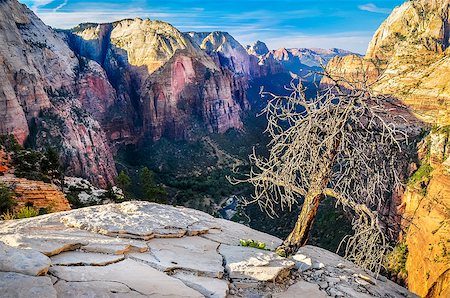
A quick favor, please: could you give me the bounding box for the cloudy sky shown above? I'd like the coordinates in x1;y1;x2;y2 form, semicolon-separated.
19;0;405;54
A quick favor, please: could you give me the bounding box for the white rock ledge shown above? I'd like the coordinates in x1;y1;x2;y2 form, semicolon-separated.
0;201;417;298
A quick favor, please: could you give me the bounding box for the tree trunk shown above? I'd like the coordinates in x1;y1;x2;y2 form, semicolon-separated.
276;192;323;256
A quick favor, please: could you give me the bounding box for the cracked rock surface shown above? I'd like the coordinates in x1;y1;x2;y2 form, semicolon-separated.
0;201;417;297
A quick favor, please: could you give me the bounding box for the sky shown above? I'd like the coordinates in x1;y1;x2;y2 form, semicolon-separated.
19;0;405;54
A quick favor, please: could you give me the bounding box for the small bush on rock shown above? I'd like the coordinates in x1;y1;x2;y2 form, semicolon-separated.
239;239;268;250
15;206;39;219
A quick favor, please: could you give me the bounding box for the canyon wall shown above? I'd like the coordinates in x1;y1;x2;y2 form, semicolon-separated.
0;0;116;187
322;1;450;296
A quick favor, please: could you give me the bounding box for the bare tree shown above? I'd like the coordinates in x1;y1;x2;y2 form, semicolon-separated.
242;76;409;274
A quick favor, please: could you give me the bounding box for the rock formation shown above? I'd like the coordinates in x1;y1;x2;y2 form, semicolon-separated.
0;150;71;213
0;175;71;213
321;1;450;296
400;127;450;297
0;201;416;297
65;21;249;141
322;0;450;125
0;0;116;187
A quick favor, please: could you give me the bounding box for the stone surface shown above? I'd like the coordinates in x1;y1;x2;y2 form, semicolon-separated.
0;211;147;256
50;259;204;297
202;217;282;250
0;272;56;298
173;273;229;298
0;241;51;276
295;245;418;298
273;280;327;298
51;251;124;266
130;236;223;277
292;253;312;272
59;201;220;239
219;244;295;282
0;201;417;298
53;280;146;297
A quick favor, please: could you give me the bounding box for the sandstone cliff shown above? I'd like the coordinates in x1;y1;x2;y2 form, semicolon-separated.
66;21;249;141
321;1;450;296
0;201;416;297
323;0;450;125
400;127;450;297
0;0;117;187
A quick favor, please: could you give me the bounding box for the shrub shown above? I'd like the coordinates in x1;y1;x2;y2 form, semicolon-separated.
117;171;131;190
239;239;268;250
407;163;433;186
0;134;23;152
0;183;16;214
385;241;408;286
15;206;39;219
0;210;15;220
140;167;167;203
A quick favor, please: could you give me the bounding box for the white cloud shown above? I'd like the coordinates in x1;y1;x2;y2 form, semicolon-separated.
358;3;391;14
53;0;68;12
30;0;55;12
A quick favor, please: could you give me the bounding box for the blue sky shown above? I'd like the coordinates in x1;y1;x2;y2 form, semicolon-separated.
20;0;405;54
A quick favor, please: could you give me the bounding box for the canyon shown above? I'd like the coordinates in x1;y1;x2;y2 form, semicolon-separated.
0;0;449;297
322;1;450;297
0;0;352;187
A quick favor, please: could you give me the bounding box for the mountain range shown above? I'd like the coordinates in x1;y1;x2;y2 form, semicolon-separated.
0;0;353;187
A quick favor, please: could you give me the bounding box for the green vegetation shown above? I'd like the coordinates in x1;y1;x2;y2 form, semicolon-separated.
385;241;408;286
0;134;63;184
15;206;39;219
0;134;23;152
407;163;433;186
239;239;268;250
0;205;41;221
117;171;131;190
0;184;16;215
12;148;62;183
140;167;167;203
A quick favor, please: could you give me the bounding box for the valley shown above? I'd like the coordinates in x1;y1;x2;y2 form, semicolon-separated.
0;0;449;297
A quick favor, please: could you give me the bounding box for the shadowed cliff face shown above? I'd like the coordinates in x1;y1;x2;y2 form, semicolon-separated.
65;20;249;143
0;0;117;187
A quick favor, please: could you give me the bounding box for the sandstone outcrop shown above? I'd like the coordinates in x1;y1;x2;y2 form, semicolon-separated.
0;201;416;297
0;0;117;187
66;21;249;141
0;175;70;213
400;127;450;297
321;2;450;295
322;0;450;125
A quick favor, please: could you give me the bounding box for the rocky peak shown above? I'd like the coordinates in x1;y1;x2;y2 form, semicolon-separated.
366;0;450;61
323;0;450;125
187;31;251;75
246;40;270;56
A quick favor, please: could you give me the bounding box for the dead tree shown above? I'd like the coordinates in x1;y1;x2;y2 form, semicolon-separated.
243;77;408;274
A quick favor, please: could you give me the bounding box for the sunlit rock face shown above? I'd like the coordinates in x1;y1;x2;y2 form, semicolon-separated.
321;1;450;297
0;0;117;187
67;20;249;142
323;0;450;125
400;128;450;298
